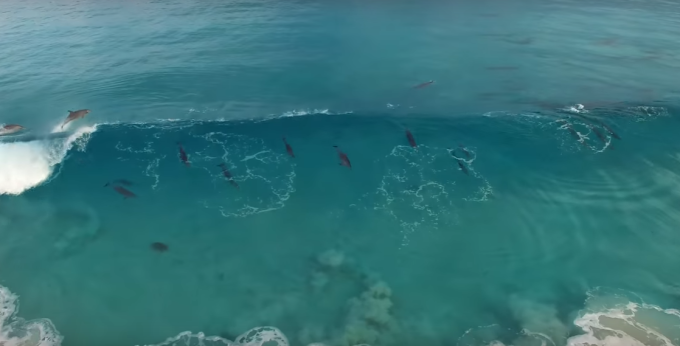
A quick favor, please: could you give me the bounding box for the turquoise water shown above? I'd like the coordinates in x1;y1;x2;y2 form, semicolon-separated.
2;1;680;346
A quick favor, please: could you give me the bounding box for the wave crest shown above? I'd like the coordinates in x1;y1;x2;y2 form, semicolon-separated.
0;126;97;195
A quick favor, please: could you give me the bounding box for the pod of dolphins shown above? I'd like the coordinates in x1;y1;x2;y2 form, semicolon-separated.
0;109;90;136
1;86;621;203
0;87;622;254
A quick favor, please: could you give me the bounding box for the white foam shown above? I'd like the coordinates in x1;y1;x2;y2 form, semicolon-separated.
458;289;680;346
191;132;297;218
140;331;234;346
0;285;62;346
359;144;492;246
143;327;289;346
144;327;378;346
562;103;589;114
0;125;96;195
482;111;545;119
279;109;331;118
567;290;680;346
276;109;353;118
235;326;289;346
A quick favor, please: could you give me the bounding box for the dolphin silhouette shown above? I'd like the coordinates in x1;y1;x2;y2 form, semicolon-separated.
405;129;417;150
333;145;352;169
61;109;90;129
414;80;435;89
0;124;24;136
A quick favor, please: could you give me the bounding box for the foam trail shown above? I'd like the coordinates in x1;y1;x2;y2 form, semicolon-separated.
0;125;96;195
0;284;62;346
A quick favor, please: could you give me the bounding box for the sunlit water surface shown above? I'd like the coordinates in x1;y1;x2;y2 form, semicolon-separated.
1;1;680;346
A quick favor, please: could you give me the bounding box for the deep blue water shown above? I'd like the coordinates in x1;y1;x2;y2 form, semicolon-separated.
1;1;680;346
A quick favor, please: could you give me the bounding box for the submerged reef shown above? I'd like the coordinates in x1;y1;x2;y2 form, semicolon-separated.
317;250;345;269
338;281;397;346
302;249;399;346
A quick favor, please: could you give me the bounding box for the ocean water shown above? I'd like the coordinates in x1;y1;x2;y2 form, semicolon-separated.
1;1;680;346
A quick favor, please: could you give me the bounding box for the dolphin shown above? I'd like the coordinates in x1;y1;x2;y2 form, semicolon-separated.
217;163;239;188
61;109;90;129
107;184;137;199
333;145;352;169
414;80;435;89
0;124;24;136
283;137;295;158
457;160;469;175
177;142;190;167
405;129;417;150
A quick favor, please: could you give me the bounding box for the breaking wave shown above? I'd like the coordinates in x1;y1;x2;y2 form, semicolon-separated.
459;288;680;346
0;103;657;199
0;125;96;195
566;288;680;346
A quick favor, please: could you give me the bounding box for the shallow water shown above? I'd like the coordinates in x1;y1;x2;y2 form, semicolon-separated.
1;1;680;346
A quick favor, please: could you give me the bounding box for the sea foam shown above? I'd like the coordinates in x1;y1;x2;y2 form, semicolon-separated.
566;289;680;346
0;125;96;195
142;327;289;346
0;285;62;346
458;288;680;346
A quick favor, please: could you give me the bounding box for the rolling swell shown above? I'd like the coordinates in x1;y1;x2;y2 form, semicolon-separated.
2;103;666;205
2;104;659;250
